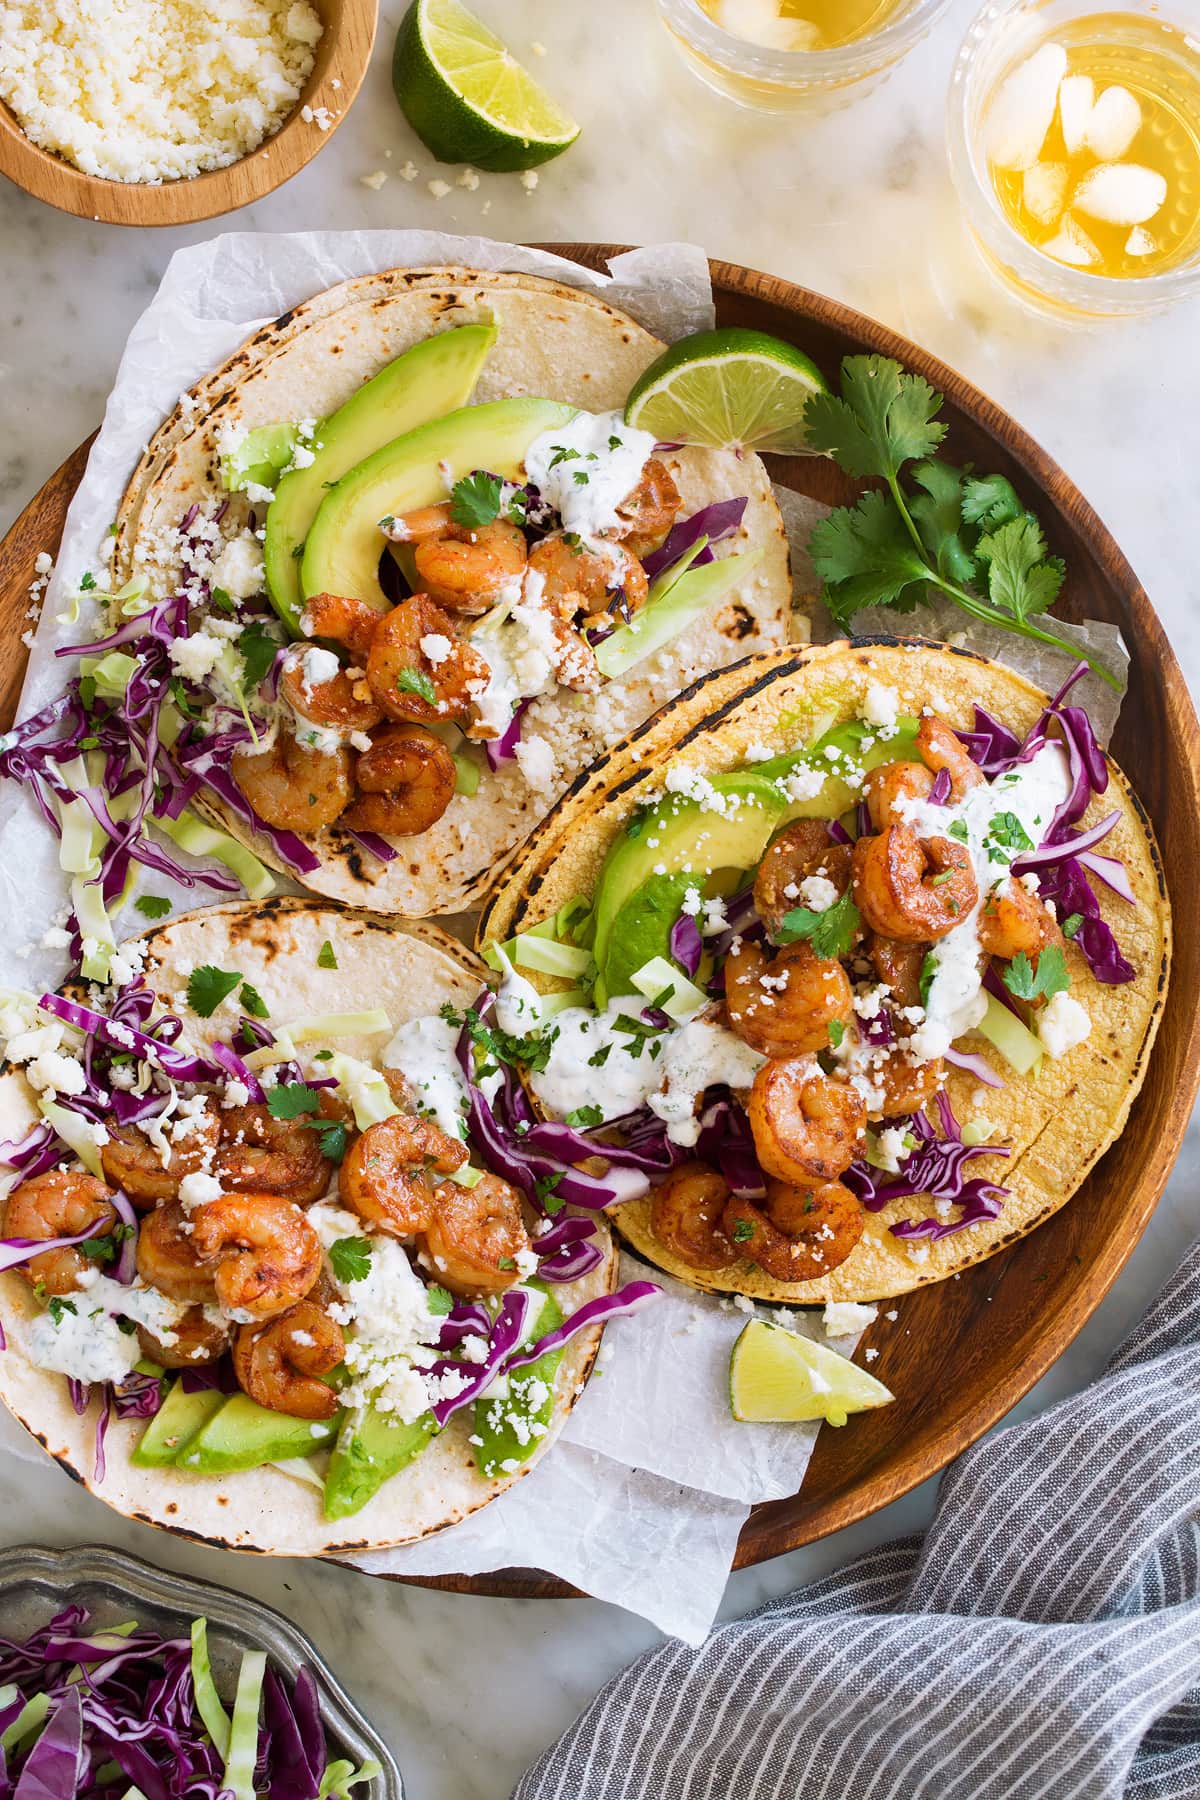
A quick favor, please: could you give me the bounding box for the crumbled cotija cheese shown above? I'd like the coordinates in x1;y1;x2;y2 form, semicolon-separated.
0;0;323;183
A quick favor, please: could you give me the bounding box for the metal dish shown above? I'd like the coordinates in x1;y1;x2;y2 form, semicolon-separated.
0;1543;403;1797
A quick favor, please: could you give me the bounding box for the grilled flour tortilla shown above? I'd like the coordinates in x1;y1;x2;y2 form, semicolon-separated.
0;899;615;1556
480;640;1170;1304
111;267;793;916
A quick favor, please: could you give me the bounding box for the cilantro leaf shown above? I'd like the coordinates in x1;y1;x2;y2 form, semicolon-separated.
827;1019;845;1048
266;1081;321;1119
441;1003;555;1075
776;890;861;959
79;1235;117;1265
587;1042;612;1069
329;1236;373;1283
731;1218;755;1243
808;489;931;624
536;1171;566;1215
317;940;338;971
78;675;97;711
237;624;279;692
305;1118;347;1163
803;355;947;483
565;1104;604;1129
961;473;1024;530
449;470;502;529
985;811;1034;864
425;1284;454;1316
396;667;437;705
908;460;978;585
187;965;243;1017
48;1297;77;1324
135;895;172;921
239;982;269;1019
919;949;938;1007
79;572;97;592
1002;945;1070;1003
976;515;1065;621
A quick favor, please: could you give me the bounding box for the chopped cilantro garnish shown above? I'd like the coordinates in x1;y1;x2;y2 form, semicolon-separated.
948;819;969;843
79;1236;117;1265
498;1257;516;1271
78;675;97;711
48;1297;77;1325
827;1019;845;1048
135;895;172;921
329;1236;373;1283
209;586;235;615
776;890;861;959
425;1284;454;1316
303;1118;347;1163
919;950;938;1007
587;1042;612;1068
548;446;580;469
565;1104;604;1129
79;572;96;592
731;1219;755;1243
239;982;269;1019
985;811;1033;864
1061;913;1083;940
317;940;338;971
236;624;278;692
535;1172;566;1215
440;1003;555;1075
572;470;590;486
397;667;437;705
449;470;503;529
186;965;243;1017
266;1081;321;1120
1002;945;1070;1003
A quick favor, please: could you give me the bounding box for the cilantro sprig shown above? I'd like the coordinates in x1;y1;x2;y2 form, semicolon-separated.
441;1004;556;1077
776;890;862;960
804;357;1117;689
1002;945;1070;1003
329;1236;373;1283
266;1081;322;1119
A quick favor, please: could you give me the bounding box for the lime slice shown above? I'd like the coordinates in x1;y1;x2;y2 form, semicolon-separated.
625;327;829;454
393;0;580;172
729;1319;894;1426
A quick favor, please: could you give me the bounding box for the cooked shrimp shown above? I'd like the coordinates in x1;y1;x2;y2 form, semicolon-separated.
649;1162;737;1271
279;649;383;735
413;517;528;617
747;1058;866;1187
135;1201;219;1305
99;1112;220;1211
869;935;927;1009
852;828;978;944
137;1307;231;1370
721;1180;864;1282
300;593;383;660
339;1112;467;1237
3;1171;117;1296
366;596;490;726
915;714;985;800
216;1104;332;1205
421;1173;531;1297
608;458;682;557
977;879;1063;962
753;821;855;942
343;725;457;837
232;1299;344;1420
385;503;457;543
190;1193;322;1320
231;732;353;833
869;1050;944;1122
725;939;854;1059
863;761;935;832
527;533;649;625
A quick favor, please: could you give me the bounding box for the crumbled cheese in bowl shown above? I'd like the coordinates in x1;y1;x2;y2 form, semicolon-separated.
0;0;323;184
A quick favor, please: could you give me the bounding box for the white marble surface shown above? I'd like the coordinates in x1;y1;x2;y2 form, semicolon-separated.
1;1;1198;1794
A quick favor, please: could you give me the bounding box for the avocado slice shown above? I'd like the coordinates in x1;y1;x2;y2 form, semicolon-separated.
178;1393;341;1474
264;322;497;634
301;396;577;613
323;1406;438;1520
131;1382;223;1468
472;1285;563;1479
222;422;305;497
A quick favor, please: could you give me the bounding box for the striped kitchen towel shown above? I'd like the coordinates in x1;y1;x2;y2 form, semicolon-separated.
515;1238;1200;1800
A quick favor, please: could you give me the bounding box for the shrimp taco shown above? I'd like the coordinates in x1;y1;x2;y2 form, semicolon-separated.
477;639;1170;1305
22;265;792;928
0;898;656;1555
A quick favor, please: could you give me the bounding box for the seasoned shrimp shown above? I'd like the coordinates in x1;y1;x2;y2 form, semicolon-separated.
190;1193;323;1320
366;596;490;725
231;732;353;832
279;649;383;735
3;1171;117;1296
649;1162;737;1272
608;458;682;557
977;879;1063;962
527;534;649;625
216;1103;332;1205
339;1112;467;1237
753;820;855;942
725;939;854;1059
422;1173;531;1297
852;828;978;944
343;725;457;837
413;517;528;616
135;1201;219;1305
300;593;383;661
747;1058;866;1187
915;714;985;800
869;1051;944;1122
232;1298;344;1420
721;1179;864;1282
869;935;927;1009
137;1307;231;1370
863;761;935;832
100;1112;220;1210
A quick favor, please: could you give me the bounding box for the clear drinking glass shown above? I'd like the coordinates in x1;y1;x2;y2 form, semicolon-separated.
948;1;1200;318
657;0;957;112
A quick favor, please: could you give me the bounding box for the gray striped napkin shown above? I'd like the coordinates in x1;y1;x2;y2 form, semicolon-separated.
515;1238;1200;1800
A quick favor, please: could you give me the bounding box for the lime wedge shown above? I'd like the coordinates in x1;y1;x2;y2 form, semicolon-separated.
625;327;829;454
729;1318;894;1426
393;0;580;171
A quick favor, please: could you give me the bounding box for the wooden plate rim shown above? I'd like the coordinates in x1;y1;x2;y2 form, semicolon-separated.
0;247;1195;1601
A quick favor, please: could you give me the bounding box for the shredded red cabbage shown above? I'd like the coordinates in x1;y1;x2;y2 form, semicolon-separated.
506;1281;662;1370
427;1288;532;1426
668;911;703;979
843;1093;1010;1240
928;767;952;806
641;497;748;580
341;826;398;865
695;1094;767;1199
484;698;531;770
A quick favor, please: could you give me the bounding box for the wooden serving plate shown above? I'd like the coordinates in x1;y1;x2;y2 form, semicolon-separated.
1;250;1197;1598
0;0;377;227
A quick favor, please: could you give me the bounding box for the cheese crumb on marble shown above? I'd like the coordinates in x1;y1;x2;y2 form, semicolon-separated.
0;0;323;184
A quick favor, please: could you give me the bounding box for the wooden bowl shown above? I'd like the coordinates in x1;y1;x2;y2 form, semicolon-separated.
0;0;377;227
0;249;1196;1595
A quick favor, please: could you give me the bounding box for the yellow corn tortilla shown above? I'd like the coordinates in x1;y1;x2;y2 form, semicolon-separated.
0;898;616;1555
478;639;1170;1303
